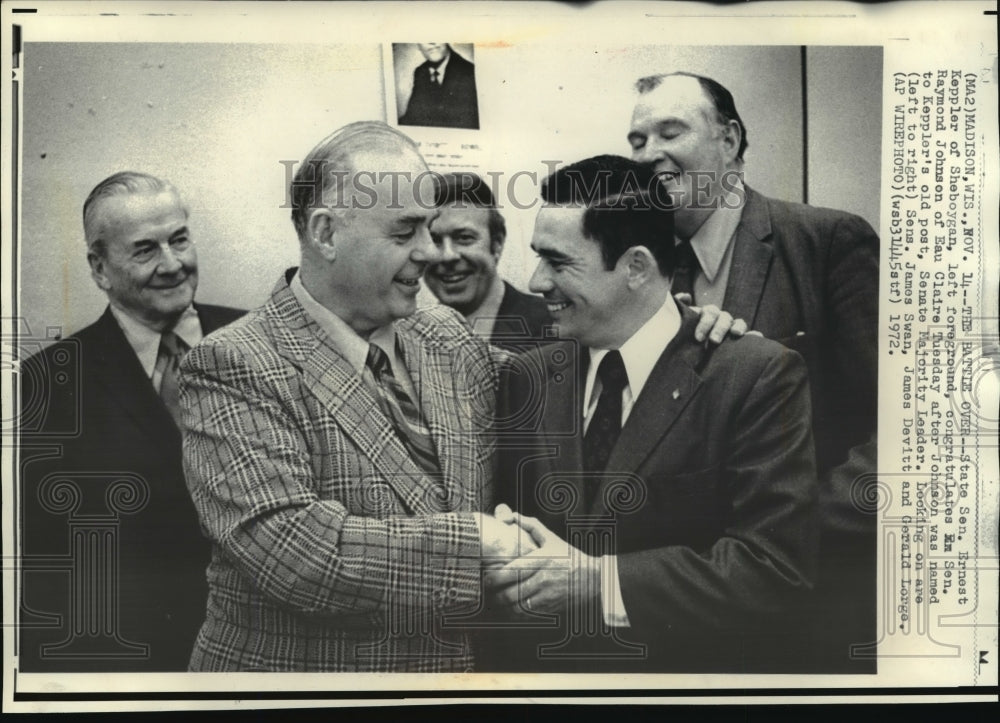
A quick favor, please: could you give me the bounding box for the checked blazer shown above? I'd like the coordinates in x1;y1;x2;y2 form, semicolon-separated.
180;271;502;672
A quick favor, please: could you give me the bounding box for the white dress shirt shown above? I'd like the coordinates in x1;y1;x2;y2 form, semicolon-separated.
582;294;682;627
109;303;203;392
290;271;416;398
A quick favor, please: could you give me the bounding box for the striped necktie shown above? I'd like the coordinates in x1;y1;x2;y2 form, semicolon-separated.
366;343;441;478
156;330;189;429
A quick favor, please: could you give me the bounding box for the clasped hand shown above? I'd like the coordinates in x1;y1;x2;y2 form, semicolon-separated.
477;504;600;617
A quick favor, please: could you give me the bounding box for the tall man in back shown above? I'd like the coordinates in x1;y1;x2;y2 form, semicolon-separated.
627;72;879;670
179;122;532;672
20;172;243;671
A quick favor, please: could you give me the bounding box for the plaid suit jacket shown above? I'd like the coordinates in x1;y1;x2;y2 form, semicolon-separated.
180;272;500;671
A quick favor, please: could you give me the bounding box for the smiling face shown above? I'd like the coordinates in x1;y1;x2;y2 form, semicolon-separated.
528;206;630;349
628;75;739;237
425;204;501;316
87;189;197;331
317;146;439;334
418;43;450;64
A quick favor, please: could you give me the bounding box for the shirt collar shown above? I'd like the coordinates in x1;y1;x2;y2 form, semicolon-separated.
585;293;682;405
108;303;202;378
290;270;396;374
684;177;745;283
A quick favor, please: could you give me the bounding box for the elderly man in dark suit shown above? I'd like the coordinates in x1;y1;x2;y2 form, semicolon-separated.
180;122;534;672
424;172;552;350
628;72;879;671
486;156;819;673
19;172;243;671
399;43;479;130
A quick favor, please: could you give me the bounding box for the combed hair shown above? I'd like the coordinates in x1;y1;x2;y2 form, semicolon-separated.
83;171;181;255
635;71;748;162
433;172;506;251
289;121;421;239
540;155;676;276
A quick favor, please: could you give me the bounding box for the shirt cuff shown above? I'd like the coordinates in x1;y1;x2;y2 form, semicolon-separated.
601;554;631;628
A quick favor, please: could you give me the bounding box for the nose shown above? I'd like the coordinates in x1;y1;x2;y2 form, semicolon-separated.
410;225;437;264
528;260;553;294
156;243;184;274
436;237;460;264
632;140;663;165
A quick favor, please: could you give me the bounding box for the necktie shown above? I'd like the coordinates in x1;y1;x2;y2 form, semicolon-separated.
583;350;628;474
366;344;441;478
430;67;440;85
156;330;189;429
671;239;700;299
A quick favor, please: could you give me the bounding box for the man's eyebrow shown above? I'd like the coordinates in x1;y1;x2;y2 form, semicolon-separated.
396;212;438;226
530;244;572;262
169;226;190;239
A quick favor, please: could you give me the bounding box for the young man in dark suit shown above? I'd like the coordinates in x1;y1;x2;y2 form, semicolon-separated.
424;172;552;350
486;156;819;673
399;43;479;130
628;72;879;671
19;172;243;671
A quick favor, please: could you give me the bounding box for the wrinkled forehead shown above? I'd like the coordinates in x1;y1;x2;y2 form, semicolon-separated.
87;189;187;240
632;75;716;123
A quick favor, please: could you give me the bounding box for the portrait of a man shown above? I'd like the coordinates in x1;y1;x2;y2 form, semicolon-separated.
394;43;480;130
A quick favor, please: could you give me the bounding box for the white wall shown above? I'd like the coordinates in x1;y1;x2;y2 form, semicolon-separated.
19;43;879;344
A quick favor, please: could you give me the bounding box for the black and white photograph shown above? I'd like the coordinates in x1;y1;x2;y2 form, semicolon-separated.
394;43;480;130
1;0;997;714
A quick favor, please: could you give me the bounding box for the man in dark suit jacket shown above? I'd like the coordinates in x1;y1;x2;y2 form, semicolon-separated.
19;172;243;671
424;172;551;350
628;72;879;671
399;43;479;130
486;156;818;673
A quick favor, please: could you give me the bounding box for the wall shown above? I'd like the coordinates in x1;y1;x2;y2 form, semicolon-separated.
19;43;879;343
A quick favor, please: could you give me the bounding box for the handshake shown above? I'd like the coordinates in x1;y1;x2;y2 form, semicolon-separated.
473;504;602;618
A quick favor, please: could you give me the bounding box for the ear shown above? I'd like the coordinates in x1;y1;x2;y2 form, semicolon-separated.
305;208;340;262
621;245;657;290
87;247;112;291
719;119;742;165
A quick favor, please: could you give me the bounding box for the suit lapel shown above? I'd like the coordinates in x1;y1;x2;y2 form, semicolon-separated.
602;310;705;484
541;341;585;477
723;187;774;328
268;279;446;516
397;327;476;513
88;309;180;457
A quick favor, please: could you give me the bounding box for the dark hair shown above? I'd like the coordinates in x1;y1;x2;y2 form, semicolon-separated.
540;155;675;276
83;171;182;256
635;71;748;162
433;172;506;251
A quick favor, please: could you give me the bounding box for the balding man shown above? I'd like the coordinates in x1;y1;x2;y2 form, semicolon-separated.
180;122;531;672
20;172;243;671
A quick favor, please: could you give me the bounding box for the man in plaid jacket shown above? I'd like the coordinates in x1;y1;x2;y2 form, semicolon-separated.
179;122;529;672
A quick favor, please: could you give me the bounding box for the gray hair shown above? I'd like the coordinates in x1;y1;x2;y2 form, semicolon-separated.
83;171;184;255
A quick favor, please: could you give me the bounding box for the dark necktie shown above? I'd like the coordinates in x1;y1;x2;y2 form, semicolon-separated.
157;330;189;429
430;67;441;85
671;239;700;299
582;350;628;474
366;344;441;478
